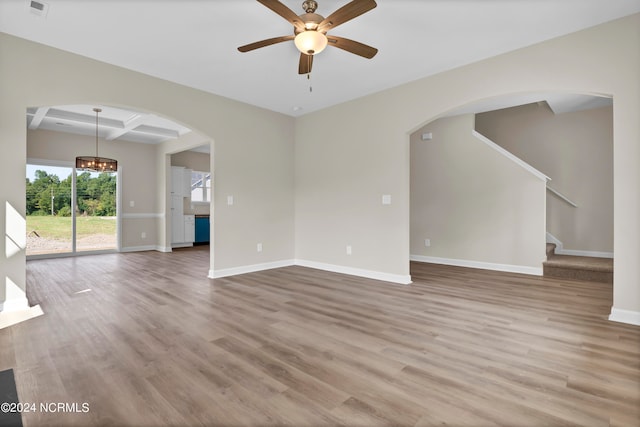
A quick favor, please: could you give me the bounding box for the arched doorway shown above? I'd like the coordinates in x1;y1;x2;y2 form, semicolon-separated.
408;91;613;281
25;103;214;265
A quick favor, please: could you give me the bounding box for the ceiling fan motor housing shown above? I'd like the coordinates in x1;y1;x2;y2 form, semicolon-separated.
302;0;318;13
296;12;325;33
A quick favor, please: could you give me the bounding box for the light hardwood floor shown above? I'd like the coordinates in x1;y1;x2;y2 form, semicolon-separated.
2;246;638;426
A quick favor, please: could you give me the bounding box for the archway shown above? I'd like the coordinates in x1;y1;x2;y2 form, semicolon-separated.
407;91;613;288
25;103;215;272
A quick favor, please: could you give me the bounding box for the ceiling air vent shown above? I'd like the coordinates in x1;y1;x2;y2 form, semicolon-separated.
28;0;49;17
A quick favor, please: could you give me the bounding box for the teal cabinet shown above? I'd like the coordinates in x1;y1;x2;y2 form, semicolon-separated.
195;216;210;244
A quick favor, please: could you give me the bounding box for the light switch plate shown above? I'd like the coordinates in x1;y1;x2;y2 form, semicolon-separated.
227;195;234;206
382;195;391;205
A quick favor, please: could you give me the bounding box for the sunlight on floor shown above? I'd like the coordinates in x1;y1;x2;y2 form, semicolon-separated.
0;304;44;330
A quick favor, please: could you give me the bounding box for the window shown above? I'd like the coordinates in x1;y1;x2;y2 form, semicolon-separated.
191;170;211;203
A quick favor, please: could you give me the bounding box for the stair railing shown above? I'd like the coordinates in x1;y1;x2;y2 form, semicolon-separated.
546;186;578;207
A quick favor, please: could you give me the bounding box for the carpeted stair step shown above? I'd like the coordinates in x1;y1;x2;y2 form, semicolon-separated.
543;254;613;284
546;243;557;259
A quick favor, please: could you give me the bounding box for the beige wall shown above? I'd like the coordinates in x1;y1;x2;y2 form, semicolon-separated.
476;103;613;254
410;115;546;271
295;14;640;316
0;32;295;309
171;150;210;172
1;13;639;320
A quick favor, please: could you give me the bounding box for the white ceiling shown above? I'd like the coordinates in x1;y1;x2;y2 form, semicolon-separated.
1;0;639;119
25;92;613;151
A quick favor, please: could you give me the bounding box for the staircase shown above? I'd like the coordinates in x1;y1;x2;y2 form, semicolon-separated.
543;243;613;284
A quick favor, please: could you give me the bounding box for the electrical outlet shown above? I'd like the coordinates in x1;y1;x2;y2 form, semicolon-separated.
257;243;262;252
346;245;352;255
424;238;431;247
141;232;146;239
129;200;135;207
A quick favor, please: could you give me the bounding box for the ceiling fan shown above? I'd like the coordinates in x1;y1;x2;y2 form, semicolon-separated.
238;0;378;75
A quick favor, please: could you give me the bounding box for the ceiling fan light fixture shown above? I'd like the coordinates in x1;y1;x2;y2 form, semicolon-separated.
294;30;327;55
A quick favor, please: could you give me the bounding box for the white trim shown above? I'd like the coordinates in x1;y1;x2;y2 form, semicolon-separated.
171;242;193;249
546;233;613;258
556;249;613;258
120;245;160;253
156;246;173;253
209;260;295;279
555;248;614;259
410;254;543;276
27;157;73;168
116;167;122;252
295;259;412;285
121;213;164;219
27;249;116;260
547;186;578;207
609;308;640;326
208;259;412;285
472;131;550;182
546;232;563;253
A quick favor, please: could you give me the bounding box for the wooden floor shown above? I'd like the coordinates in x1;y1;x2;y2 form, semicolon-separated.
2;246;638;426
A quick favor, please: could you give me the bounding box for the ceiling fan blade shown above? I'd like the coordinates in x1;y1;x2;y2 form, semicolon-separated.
257;0;305;31
317;0;377;33
327;35;378;59
238;35;295;52
298;53;313;75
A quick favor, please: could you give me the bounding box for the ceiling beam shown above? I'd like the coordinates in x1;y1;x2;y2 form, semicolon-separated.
105;114;150;140
134;125;180;139
28;107;50;130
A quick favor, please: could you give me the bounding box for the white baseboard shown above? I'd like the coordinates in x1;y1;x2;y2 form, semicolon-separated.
546;232;563;252
295;259;412;285
410;255;543;276
609;308;640;326
209;259;412;285
546;232;613;258
555;248;614;259
209;260;295;279
172;243;194;249
120;245;159;253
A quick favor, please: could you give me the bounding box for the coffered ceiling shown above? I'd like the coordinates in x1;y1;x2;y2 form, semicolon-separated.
26;105;192;145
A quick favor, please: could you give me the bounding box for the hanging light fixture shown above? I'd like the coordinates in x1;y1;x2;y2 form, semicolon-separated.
75;107;117;173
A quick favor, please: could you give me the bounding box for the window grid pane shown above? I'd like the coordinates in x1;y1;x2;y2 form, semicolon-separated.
191;171;211;202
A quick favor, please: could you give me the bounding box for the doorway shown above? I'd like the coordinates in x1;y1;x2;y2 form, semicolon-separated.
26;161;118;257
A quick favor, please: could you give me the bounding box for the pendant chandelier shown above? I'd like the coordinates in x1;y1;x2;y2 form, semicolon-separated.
75;107;118;173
